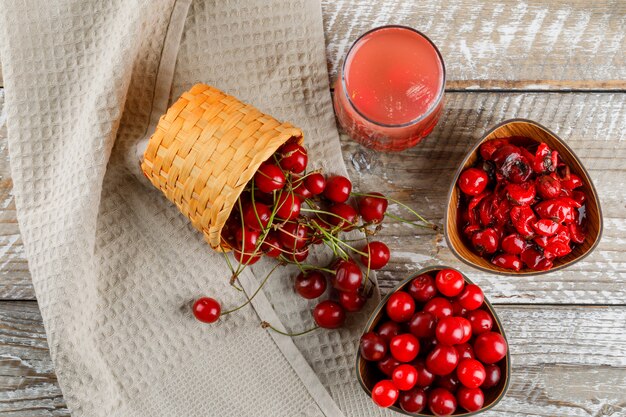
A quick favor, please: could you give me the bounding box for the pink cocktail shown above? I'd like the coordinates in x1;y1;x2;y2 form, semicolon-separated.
333;26;445;151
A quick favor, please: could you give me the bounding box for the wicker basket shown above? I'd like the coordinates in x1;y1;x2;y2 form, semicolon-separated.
141;83;303;249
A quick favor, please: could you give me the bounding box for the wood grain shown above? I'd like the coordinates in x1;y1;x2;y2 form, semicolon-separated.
0;301;623;416
321;0;626;90
2;91;625;303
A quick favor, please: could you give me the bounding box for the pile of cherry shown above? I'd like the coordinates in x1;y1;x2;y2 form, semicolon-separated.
192;140;431;328
457;137;588;271
361;269;507;416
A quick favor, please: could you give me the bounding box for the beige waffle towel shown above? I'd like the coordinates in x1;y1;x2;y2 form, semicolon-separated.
0;0;392;416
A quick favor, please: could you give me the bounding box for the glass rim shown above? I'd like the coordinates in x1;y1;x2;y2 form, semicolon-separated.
340;25;446;129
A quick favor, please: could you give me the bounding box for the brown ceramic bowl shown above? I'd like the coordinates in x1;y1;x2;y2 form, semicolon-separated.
445;119;602;275
356;265;510;416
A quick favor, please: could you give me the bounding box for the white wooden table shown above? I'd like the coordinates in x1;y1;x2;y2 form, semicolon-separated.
1;1;625;415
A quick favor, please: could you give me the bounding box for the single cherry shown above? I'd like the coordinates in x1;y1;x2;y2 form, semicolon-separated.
491;254;522;271
359;331;387;361
386;292;416;322
435;269;465;297
412;359;436;387
457;284;484;311
333;260;363;293
371;380;399;408
474;331;508;364
378;355;402;377
278;222;310;250
428;388;457;417
390;334;420;362
458;168;489;196
408;273;438;302
275;192;301;220
409;311;437;338
471;228;499;254
435;373;460;393
192;297;221;323
338;291;367;312
399;387;427;414
392;364;418;390
456;359;486;389
261;231;282;257
324;175;352;203
278;143;307;173
304;172;326;195
313;300;345;329
481;364;502;388
360;241;391;270
501;233;526;255
358;192;388;223
466;310;493;335
242;202;271;231
457;387;484;412
426;345;459;376
377;321;402;343
294;271;327;299
327;203;358;229
436;317;466;346
254;162;285;193
423;297;453;320
454;343;475;360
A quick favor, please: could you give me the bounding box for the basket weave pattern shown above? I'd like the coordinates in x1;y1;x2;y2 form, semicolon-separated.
141;83;303;249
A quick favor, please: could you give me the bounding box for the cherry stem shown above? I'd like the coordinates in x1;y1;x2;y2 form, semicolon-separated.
222;263;280;315
261;321;320;337
385;213;437;229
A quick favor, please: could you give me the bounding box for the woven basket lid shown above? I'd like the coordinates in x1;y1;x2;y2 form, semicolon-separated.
141;83;303;249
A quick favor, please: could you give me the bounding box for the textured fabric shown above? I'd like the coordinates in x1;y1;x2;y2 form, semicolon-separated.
0;0;388;416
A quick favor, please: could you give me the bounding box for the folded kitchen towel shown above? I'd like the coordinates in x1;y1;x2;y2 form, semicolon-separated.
0;0;391;416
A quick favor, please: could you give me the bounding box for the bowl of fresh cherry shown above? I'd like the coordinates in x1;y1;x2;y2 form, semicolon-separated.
357;266;510;416
445;119;602;275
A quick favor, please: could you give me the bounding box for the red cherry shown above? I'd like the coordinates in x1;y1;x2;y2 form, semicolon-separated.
304;173;326;195
491;253;522;271
458;317;472;343
235;227;260;252
561;173;583;190
471;228;499;254
378;356;402;377
481;364;502;388
536;174;561;199
399;387;427;414
338;291;367;312
454;343;475;360
333;260;363;293
313;300;345;329
450;299;467;317
278;222;310;250
458;168;489;196
358;192;388;223
261;231;282;257
408;273;438;302
242;202;271;231
435;269;465;297
505;182;536;206
386;292;416;322
435;317;465;346
392;364;419;390
501;233;526;255
457;387;484;412
521;246;552;270
474;332;508;364
254;162;286;193
423;297;453;320
412;359;435;387
428;388;457;417
480;138;509;160
192;297;221;323
408;311;436;338
466;310;493;335
278;143;307;173
371;380;399;408
426;345;459;376
359;331;387;361
360;241;390;269
293;181;313;199
456;359;486;389
377;321;402;343
275;192;301;220
435;373;460;393
327;203;358;229
390;334;420;362
457;284;484;311
324;175;352;203
294;271;327;299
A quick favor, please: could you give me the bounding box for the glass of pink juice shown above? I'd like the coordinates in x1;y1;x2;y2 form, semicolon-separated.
333;26;445;151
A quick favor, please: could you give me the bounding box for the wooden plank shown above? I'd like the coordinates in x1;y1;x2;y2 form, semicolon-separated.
0;301;623;416
1;91;625;303
321;0;626;90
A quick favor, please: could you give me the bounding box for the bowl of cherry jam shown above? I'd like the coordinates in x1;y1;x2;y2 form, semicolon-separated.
356;266;510;416
445;119;602;275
